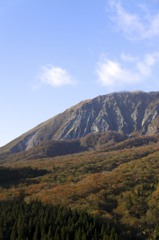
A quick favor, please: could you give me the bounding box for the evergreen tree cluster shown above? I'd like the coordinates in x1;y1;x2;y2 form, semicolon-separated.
0;199;119;240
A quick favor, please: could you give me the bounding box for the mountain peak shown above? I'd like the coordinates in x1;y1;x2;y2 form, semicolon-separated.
2;91;159;153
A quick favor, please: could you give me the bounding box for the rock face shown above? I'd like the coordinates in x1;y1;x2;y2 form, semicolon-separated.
4;91;159;152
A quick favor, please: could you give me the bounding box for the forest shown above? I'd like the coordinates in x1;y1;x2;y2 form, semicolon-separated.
1;136;159;239
0;199;119;240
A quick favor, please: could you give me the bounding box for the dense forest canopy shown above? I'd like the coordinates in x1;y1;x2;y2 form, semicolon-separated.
0;199;119;240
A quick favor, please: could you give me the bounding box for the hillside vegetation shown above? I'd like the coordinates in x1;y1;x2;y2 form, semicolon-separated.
1;135;159;239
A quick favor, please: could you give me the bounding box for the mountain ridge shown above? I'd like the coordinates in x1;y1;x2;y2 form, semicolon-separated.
2;91;159;153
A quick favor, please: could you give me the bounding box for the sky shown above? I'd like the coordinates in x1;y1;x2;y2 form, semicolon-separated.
1;0;159;146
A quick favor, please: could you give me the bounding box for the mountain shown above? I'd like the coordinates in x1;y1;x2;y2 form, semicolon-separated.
2;91;159;153
2;91;159;239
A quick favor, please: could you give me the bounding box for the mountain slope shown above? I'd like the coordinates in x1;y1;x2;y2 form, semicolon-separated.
2;91;159;153
1;140;159;239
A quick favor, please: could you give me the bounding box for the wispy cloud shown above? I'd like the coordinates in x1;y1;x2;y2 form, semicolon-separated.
108;0;159;40
96;52;159;88
40;65;75;87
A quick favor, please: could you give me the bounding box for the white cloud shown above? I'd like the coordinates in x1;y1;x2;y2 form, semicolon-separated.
137;52;159;76
40;65;75;87
108;0;159;40
96;52;159;87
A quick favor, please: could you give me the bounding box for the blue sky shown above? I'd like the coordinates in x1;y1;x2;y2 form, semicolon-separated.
1;0;159;146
